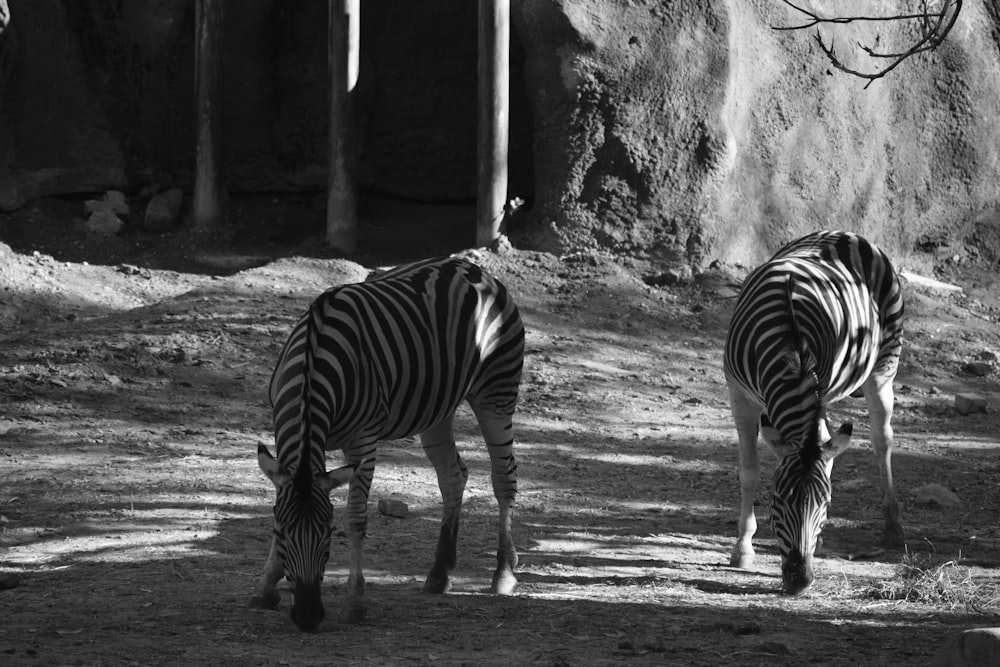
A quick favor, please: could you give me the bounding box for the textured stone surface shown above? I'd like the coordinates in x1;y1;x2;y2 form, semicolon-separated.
510;0;1000;264
144;188;185;232
955;392;988;415
932;627;1000;667
912;483;962;509
377;498;409;519
84;209;124;236
85;191;130;218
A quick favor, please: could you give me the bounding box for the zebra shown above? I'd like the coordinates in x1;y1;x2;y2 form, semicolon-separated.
723;230;905;595
248;256;524;632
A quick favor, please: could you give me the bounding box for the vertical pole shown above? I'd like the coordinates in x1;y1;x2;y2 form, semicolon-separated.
327;0;360;253
477;0;510;247
194;0;224;229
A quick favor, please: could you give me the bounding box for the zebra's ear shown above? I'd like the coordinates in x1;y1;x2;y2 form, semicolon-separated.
821;422;853;462
258;444;292;488
318;464;357;494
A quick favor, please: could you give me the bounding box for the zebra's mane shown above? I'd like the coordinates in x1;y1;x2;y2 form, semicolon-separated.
785;275;824;463
293;303;320;496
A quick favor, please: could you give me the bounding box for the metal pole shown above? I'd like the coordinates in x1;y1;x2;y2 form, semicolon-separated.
327;0;360;253
193;0;224;229
476;0;510;247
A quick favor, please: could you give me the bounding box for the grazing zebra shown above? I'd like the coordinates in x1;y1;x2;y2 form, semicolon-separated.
249;256;524;632
723;230;905;595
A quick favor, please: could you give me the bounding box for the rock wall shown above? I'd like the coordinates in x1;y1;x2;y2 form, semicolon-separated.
512;0;1000;266
1;0;998;267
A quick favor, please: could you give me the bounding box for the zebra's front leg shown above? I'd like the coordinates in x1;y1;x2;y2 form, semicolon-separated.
420;415;468;594
863;373;905;548
343;456;375;624
248;533;283;610
728;383;762;569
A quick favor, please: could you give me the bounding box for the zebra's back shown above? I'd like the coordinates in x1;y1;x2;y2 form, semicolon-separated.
724;230;903;408
269;256;524;454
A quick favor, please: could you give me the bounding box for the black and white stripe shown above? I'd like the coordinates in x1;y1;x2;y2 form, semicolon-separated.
250;256;524;631
723;230;905;594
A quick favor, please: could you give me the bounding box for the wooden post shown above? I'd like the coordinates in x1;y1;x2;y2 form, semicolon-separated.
477;0;510;247
327;0;360;253
193;0;224;229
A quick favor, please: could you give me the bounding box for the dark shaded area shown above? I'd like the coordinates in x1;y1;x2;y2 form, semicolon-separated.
0;193;475;273
0;0;534;211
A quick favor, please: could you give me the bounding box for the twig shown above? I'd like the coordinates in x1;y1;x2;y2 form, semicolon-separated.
775;0;962;88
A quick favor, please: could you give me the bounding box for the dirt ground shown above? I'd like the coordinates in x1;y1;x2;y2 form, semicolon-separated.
1;196;999;666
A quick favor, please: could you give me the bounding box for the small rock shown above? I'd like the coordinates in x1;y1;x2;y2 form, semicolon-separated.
488;234;514;254
561;251;599;266
144;188;185;231
977;350;999;363
912;483;962;508
85;208;125;235
84;190;130;217
642;270;683;287
105;190;129;214
964;361;993;377
0;573;19;590
955;393;987;415
932;627;1000;667
377;498;409;518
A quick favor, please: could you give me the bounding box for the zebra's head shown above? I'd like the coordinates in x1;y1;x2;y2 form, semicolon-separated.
761;416;852;595
258;444;356;632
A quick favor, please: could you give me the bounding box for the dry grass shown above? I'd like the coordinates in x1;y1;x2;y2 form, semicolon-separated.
817;550;1000;616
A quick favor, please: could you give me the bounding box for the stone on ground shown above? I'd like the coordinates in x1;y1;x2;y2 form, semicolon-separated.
377;498;408;518
932;627;1000;667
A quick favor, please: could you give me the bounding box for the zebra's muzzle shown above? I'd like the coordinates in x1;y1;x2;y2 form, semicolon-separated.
291;581;325;633
781;548;814;596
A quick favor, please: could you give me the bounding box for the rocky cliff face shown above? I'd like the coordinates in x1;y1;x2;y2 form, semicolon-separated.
513;0;1000;266
1;0;998;267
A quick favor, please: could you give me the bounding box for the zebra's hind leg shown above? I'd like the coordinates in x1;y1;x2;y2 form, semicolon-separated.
862;372;905;548
470;402;518;595
420;414;468;594
247;534;283;610
727;381;762;569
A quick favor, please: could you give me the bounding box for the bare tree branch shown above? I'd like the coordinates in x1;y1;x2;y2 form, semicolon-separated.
775;0;962;88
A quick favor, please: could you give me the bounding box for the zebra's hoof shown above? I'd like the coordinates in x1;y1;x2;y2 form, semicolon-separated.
247;592;281;610
882;522;906;549
730;546;755;569
422;575;452;595
344;601;367;625
491;568;517;596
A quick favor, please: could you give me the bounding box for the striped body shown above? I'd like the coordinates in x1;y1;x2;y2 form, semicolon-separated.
251;256;523;631
723;231;905;594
